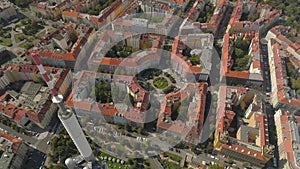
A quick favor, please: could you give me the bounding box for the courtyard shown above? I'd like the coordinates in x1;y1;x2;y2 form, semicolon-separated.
136;69;178;94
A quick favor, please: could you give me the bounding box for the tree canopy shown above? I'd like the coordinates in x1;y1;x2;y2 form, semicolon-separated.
9;0;33;7
264;0;300;32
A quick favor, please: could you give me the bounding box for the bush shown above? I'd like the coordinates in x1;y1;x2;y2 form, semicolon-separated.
3;33;11;38
163;85;176;94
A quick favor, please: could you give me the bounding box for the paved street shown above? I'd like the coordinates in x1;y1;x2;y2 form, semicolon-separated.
169;148;260;169
259;32;279;168
149;157;164;169
0;122;52;154
260;43;272;93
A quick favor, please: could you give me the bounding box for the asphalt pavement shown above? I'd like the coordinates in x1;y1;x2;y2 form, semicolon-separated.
0;122;52;154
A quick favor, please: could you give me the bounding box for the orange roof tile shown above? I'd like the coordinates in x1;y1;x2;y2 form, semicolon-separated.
0;131;22;154
190;66;202;72
37;51;76;61
252;60;261;69
100;57;123;66
99;103;116;116
62;11;83;18
225;71;250;79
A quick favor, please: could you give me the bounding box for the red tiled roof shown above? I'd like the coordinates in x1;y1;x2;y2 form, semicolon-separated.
37;51;75;61
99;103;116;116
89;16;99;23
290;99;300;108
216;86;268;160
225;71;250;79
2;103;18;118
62;11;83;18
252;60;261;69
222;142;265;161
14;109;27;123
168;0;186;4
162;5;170;11
279;115;295;164
0;131;22;154
0;92;7;102
100;57;123;66
128;80;150;111
190;66;202;72
157;83;207;139
254;113;268;146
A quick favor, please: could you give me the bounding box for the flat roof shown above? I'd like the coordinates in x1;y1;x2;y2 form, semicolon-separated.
21;82;42;96
0;152;14;169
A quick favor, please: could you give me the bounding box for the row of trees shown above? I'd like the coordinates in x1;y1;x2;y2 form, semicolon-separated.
286;59;300;95
127;158;151;169
0;117;26;133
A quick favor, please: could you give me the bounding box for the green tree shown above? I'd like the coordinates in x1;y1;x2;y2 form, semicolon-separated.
208;164;223;169
243;162;250;167
69;31;78;44
95;4;101;12
234;38;250;51
292;78;300;89
189;54;201;65
228;157;233;164
11;0;32;7
137;127;143;134
234;48;245;58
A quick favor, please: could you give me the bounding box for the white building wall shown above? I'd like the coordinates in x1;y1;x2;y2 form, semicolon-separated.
59;110;94;161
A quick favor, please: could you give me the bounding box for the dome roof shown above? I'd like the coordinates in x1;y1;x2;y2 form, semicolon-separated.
65;158;76;169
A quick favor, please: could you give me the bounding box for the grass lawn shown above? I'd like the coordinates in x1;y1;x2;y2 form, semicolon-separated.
37;27;56;39
19;36;39;50
37;30;46;39
160;152;182;169
14;33;26;43
161;160;182;169
19;41;34;50
115;144;127;152
99;151;115;158
48;27;57;33
163;152;182;162
0;38;12;47
153;77;168;89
